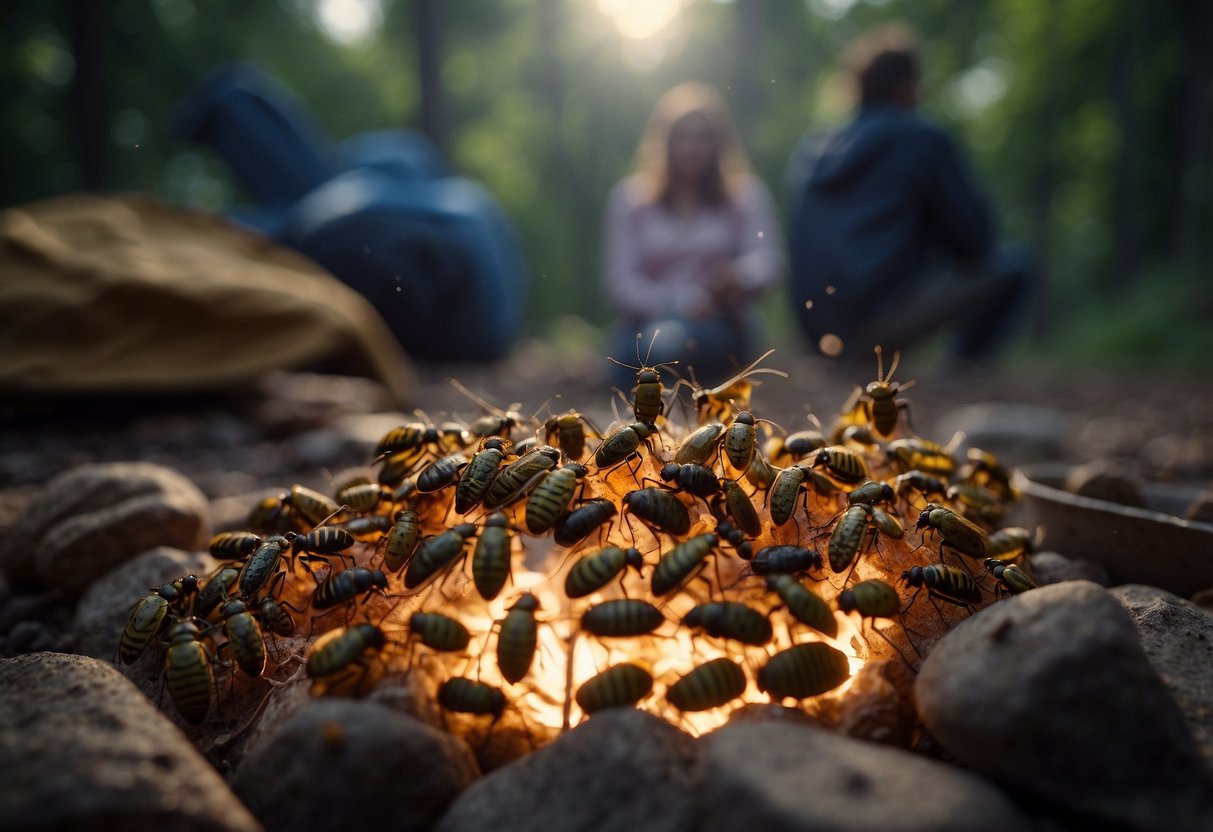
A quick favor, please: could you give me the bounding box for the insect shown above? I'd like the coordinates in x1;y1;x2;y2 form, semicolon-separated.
376;420;469;459
545;411;593;461
581;599;665;638
333;482;386;513
986;527;1035;563
247;491;295;535
438;677;506;721
257;596;296;637
119;575;199;665
888;438;956;477
609;331;675;425
827;503;878;575
416;453;470;494
682;601;772;646
553;498;618;548
383;508;422;573
812;446;869;486
837;578;901;620
712;519;753;562
651;533;718;596
985;559;1037;597
757;642;850;700
593;421;656;471
450;379;527;441
285;485;342;527
207;531;261;561
722;411;759;472
689;349;787;422
220;600;267;678
193;564;241;620
408;611;471;653
892;470;949;505
455;436;512;515
496;593;540;684
564;546;645;599
658;462;721;500
163;619;215;724
340;514;392;541
860;346;914;437
713;478;762;539
666;657;747;712
305;623;386;690
743;449;780;491
674;422;726;466
404;523;477;590
901;564;983;619
765;575;837;638
946;483;1006;529
291;527;357;575
312;567;389;614
768;465;811;527
472;512;515;601
848;480;895;507
525;462;588;534
623;487;691;538
575;662;653;715
483;445;562;510
916;503;989;561
765;428;827;466
963;447;1012;497
750;545;823;576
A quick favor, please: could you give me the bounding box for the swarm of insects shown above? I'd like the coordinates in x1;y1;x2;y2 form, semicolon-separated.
117;345;1032;757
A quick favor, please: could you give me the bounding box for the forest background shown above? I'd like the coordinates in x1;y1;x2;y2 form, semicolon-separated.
2;0;1209;370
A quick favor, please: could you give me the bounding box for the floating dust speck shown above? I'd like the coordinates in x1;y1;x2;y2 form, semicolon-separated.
819;334;844;357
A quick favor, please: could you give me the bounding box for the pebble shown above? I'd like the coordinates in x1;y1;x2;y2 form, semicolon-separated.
1028;550;1109;586
232;698;479;832
0;652;259;831
915;580;1213;831
434;709;696;832
696;720;1030;832
0;462;210;596
73;546;218;664
1112;584;1213;771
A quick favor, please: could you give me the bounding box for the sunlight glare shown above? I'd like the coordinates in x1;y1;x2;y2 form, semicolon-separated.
314;0;382;45
598;0;682;40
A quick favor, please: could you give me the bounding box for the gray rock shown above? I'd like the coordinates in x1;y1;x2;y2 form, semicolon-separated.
434;709;697;832
232;698;478;832
0;652;260;832
0;462;210;596
1028;550;1109;586
916;580;1213;831
73;546;218;663
932;402;1070;466
1112;584;1213;771
696;720;1030;832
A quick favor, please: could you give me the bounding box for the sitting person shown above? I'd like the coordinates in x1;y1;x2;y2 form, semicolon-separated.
786;25;1034;365
602;82;783;390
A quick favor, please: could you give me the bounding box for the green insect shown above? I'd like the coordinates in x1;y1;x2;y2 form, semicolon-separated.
765;575;836;638
409;611;471;653
757;643;850;701
163;619;216;724
220;600;267;678
575;663;653;715
496;593;540;685
472;512;515;602
119;575;199;665
650;533;717;596
667;657;747;712
682;601;772;646
564;546;644;599
581;599;664;638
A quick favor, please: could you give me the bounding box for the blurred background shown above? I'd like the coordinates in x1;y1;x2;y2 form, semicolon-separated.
2;0;1210;370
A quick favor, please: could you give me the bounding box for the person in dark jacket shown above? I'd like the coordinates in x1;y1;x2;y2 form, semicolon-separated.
787;25;1033;364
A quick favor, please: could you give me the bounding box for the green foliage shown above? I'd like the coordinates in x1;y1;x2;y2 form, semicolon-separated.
0;0;1207;368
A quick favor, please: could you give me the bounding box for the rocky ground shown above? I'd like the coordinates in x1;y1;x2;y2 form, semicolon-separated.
2;333;1212;831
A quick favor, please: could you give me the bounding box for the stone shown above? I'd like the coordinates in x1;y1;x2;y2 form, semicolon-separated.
0;462;210;596
434;709;697;832
73;546;218;663
0;652;259;832
915;581;1213;831
1112;584;1213;770
696;720;1030;832
1064;460;1145;508
232;698;478;832
1028;550;1109;586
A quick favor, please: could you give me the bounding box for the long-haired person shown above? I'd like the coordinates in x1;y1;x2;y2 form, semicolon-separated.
603;83;783;389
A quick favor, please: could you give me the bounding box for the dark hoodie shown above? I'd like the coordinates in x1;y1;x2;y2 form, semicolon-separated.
786;103;993;340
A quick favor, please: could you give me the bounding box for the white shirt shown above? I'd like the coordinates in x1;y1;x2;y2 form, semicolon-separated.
602;174;784;322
